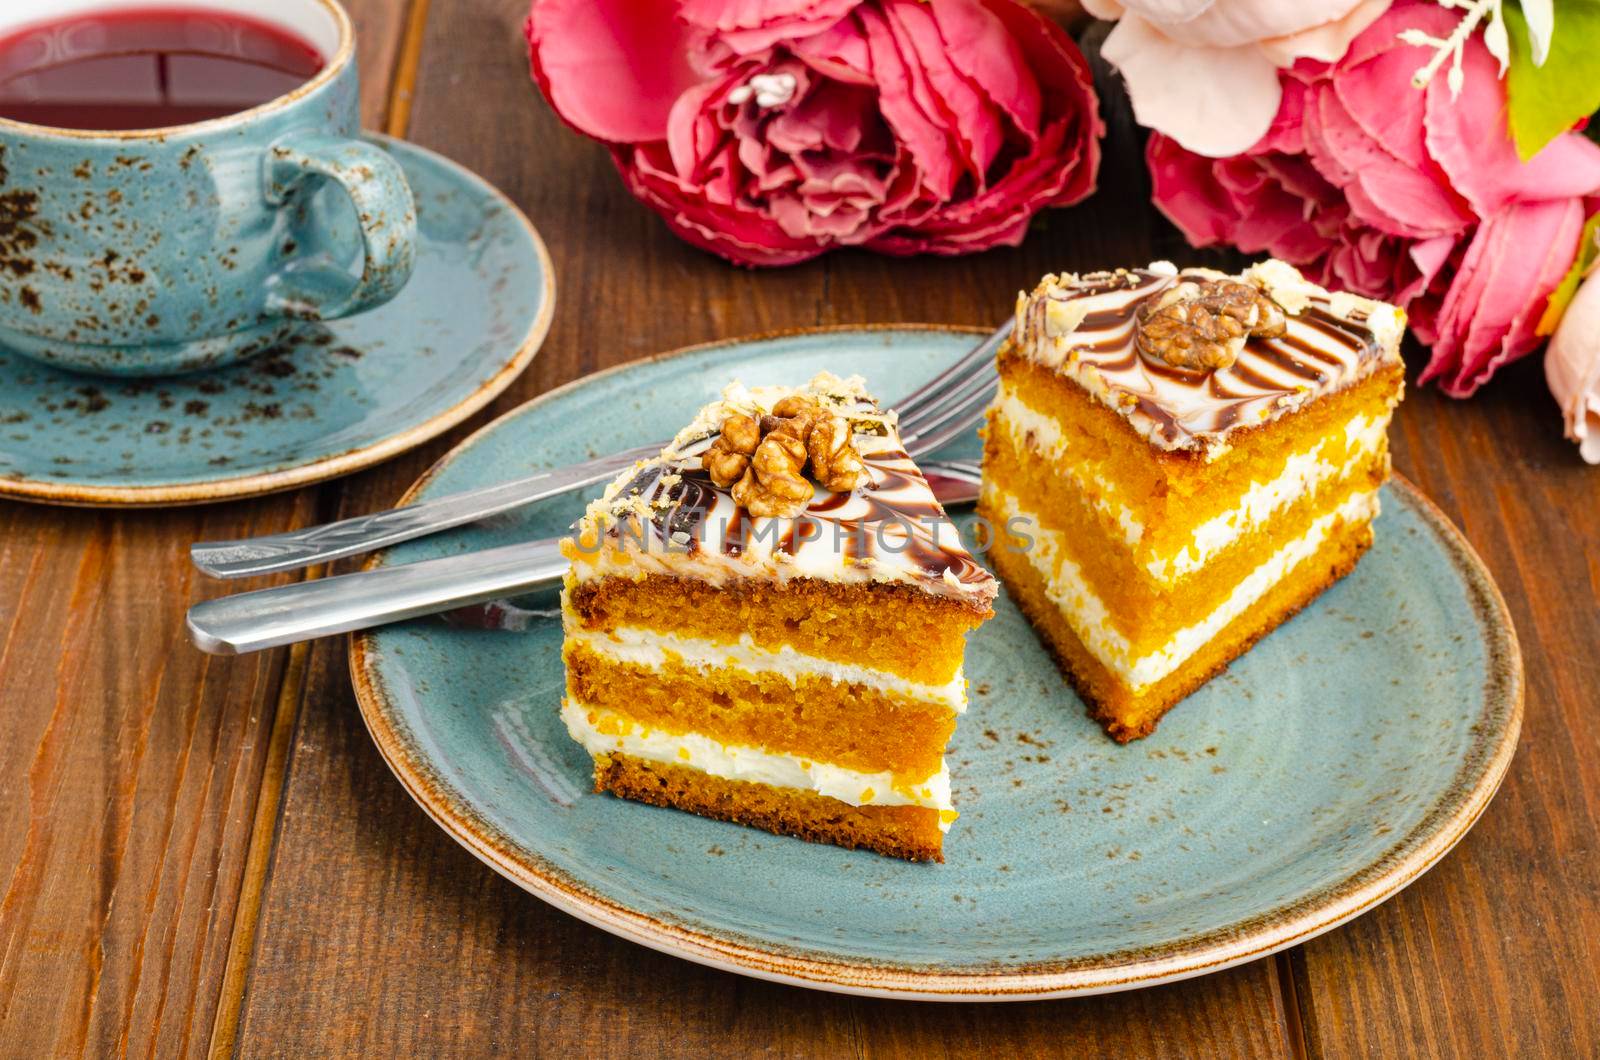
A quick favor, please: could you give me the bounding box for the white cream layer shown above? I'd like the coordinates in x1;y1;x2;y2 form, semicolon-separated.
992;386;1389;585
562;699;955;827
993;388;1145;545
987;486;1379;692
565;626;967;713
1161;413;1387;583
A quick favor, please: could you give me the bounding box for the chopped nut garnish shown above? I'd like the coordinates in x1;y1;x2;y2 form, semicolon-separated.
1136;279;1287;370
705;395;867;516
770;395;815;419
1217;279;1287;338
805;411;865;491
701;412;760;487
733;430;810;516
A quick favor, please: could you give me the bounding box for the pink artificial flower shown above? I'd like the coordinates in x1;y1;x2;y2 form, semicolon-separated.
1547;271;1600;463
1147;0;1600;397
526;0;1102;266
1086;0;1390;157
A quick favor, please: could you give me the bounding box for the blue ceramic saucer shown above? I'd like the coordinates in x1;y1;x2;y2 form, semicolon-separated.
350;327;1521;1000
0;134;553;506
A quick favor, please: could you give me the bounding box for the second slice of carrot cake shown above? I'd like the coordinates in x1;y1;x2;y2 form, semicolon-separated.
981;260;1405;742
561;373;996;862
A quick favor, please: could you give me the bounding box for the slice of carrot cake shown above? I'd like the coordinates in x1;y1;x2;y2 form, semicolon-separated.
980;260;1405;742
561;373;996;862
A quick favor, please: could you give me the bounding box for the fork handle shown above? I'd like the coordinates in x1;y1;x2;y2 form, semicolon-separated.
185;459;986;655
189;443;661;579
186;537;568;654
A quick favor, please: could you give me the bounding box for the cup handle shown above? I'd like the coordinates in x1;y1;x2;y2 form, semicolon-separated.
262;133;417;321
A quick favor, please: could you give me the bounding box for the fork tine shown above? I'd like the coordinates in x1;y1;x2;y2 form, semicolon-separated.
894;321;1007;419
894;318;1012;420
903;387;995;458
906;371;995;441
901;372;997;458
908;376;992;441
900;356;997;439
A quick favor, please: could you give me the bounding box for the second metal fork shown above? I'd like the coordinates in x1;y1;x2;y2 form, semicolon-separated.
190;319;1009;579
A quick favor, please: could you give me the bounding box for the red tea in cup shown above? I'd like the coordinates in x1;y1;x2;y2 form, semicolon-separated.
0;6;325;130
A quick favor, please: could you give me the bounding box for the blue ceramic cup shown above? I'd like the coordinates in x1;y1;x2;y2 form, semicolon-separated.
0;0;416;375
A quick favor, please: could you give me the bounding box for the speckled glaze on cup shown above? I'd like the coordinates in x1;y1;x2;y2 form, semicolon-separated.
0;135;553;506
0;0;415;375
349;327;1523;1000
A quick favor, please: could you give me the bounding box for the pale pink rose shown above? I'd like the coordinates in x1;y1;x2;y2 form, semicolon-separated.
526;0;1103;267
1148;0;1600;397
1547;271;1600;463
1086;0;1390;156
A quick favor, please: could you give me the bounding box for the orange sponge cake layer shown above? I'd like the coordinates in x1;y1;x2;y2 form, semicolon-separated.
595;755;946;863
991;344;1404;574
988;488;1374;741
565;641;958;780
567;574;982;687
982;414;1389;654
988;261;1405;740
560;373;995;862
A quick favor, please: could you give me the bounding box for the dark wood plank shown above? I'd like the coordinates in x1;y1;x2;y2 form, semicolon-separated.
0;2;413;1056
1288;356;1600;1059
853;963;1291;1060
0;495;311;1057
233;1;1295;1056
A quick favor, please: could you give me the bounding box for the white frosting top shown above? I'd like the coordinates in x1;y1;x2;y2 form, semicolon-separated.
567;373;997;605
1013;260;1405;457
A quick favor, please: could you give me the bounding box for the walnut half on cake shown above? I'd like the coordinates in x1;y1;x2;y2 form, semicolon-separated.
560;373;996;862
980;260;1406;742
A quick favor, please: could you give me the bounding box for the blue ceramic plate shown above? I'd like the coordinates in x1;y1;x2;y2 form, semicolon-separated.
0;134;553;506
350;326;1521;1000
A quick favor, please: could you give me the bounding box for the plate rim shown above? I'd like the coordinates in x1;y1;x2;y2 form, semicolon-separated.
0;133;556;508
348;325;1524;1001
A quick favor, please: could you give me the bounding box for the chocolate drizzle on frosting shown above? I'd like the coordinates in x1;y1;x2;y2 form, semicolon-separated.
1014;261;1406;455
576;374;996;603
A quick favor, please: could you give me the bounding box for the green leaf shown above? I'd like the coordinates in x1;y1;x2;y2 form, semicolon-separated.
1505;0;1600;160
1537;210;1600;336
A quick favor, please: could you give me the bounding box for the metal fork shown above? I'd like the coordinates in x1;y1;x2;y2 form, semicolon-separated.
185;458;986;654
190;319;1010;579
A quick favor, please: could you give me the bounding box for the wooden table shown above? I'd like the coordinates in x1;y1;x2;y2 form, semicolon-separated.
3;1;1597;1055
